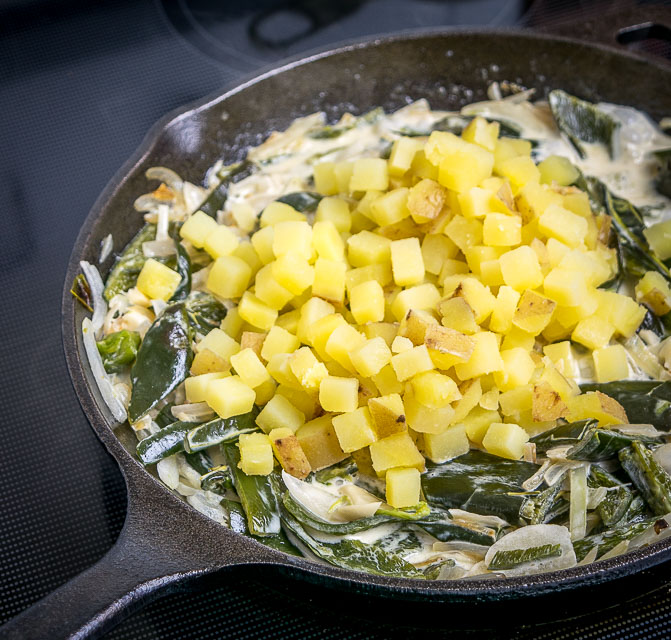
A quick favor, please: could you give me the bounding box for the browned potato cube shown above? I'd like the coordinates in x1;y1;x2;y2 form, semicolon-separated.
240;331;267;359
368;393;407;438
531;382;568;422
295;415;348;470
269;428;312;479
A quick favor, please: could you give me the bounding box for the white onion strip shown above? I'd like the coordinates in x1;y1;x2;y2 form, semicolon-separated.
155;204;170;241
80;261;107;338
99;234;113;263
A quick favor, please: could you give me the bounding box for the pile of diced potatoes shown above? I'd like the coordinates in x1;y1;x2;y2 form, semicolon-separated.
135;115;664;510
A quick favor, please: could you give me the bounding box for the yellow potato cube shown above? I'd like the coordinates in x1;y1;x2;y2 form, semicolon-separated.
499;384;533;419
371;364;404;396
136;258;182;301
397;309;436;346
271;253;314;296
462;406;501;446
275;310;300;334
391;283;441;321
369;432;425;475
319;376;359;413
259;201;305;227
350;337;392;378
482;422;529;460
268;428;311;479
238;291;278;331
500;328;535;352
483;212;521;246
254;377;277;405
444;215;483;253
390;237;425;287
184;372;228;403
233;242;262;278
410;370;460;408
238;432;274;476
538;155;580;186
453;277;496;324
489;286;521;334
498;156;540;190
493;138;532;174
454;332;503;380
543;267;589;307
391;344;434;382
597;290;646;338
385;467;421;508
334;162;354;193
493;348;536;392
250;225;275;265
206;376;256;419
388;137;424;176
190;348;230;375
203;224;240;259
368;393;406;438
313;162;339;196
635;271;671;316
307;314;346;361
179;211;218;248
421;233;458;275
543;341;579;378
230;202;257;233
643;219;671;260
438;297;479;334
572;315;615;350
256;393;305;434
458;186;508;219
350;158;389;192
289;347;328;391
312;258;346;304
261;326;300;361
346;263;393;292
312;220;345;262
296;415;347;470
391;336;413;353
207;255;252;299
410;149;439;180
593;345;629;383
462;116;499;151
512;290;557;335
515;182;563;223
296;297;334;345
254;264;294;310
370;188;410;226
538;204;588;248
315;197;351;232
407;179;449;224
325;324;366;371
423;424;470;463
272;220;312;260
425;324;475;370
347;230;391;267
230;348;271;388
364;322;398;347
349;280;385;324
197;328;240;363
219;307;244;341
276;385;319;421
558;250;611;287
463;245;504;274
332;407;377;453
565;390;628;426
499;246;544;291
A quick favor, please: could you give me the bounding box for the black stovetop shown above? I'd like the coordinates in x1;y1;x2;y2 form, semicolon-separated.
1;1;671;638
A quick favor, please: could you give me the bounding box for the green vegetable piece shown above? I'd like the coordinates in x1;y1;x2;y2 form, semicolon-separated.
184;291;228;335
184;450;212;475
653;148;671;199
169;236;191;302
374;527;424;555
185;411;258;452
70;274;93;312
198;161;252;218
103;223;156;301
201;466;234;495
308;107;383;139
619;441;671;515
588;466;634;529
154;403;176;428
276;192;323;213
96;330;141;373
520;483;569;525
580;381;671;429
423;559;456;580
222;498;247;533
136;421;192;465
281;509;425;579
530;419;596;455
222;443;281;536
128;303;193;423
567;427;661;462
573;515;658;561
548;90;620;158
417;508;501;546
422;451;538;522
313;458;357;483
488;543;562;570
377;502;431;521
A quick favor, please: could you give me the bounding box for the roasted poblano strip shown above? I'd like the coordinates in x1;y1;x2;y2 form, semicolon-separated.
489;544;562;571
198;161;252;218
185;410;258;452
136;420;193;465
567;427;662;462
313;458;357;483
222;443;281;536
530;420;596;455
276;191;323;213
548;90;620;158
154;402;176;428
70;273;93;311
169;235;191;302
184;291;228;335
588;466;635;529
520;483;569;525
416;509;502;546
580;381;671;429
103;223;156;301
96;330;141;373
201;466;234;495
572;515;659;561
183;450;212;475
619;442;671;515
128;303;193;423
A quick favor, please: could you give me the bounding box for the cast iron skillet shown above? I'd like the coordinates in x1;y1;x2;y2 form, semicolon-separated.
5;21;671;640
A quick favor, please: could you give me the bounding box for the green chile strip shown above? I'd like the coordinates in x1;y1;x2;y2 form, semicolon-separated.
185;411;258;452
103;223;156;301
619;442;671;515
489;544;562;571
137;421;192;465
96;330;141;373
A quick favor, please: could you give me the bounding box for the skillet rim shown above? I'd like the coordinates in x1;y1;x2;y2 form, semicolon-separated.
62;26;671;600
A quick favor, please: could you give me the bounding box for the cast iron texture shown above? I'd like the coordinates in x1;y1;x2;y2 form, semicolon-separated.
4;27;671;640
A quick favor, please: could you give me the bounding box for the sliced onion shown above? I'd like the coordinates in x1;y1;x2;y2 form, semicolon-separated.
336;502;382;521
176;482;198;496
155;204;170;242
569;466;588;541
599;540;629;561
653;444;671;475
80;261;107;337
187;492;226;526
176;455;204;488
338;484;380;505
587;486;608;510
433;541;491;556
171;402;214;423
183;182;207;215
448;509;508;529
82;318;127;423
99;234;113;263
629;513;671;550
151;299;167;317
157;455;179;489
142;239;175;258
146;166;183;191
613;423;663;438
577;546;599;566
522;459;550;491
282;471;345;523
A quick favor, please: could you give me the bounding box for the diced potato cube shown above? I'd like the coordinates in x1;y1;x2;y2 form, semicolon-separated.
272;220;312;260
500;328;535;352
256;393;305;434
308;313;347;360
275;385;318;421
267;353;302;388
220;307;244;341
371;364;404;396
410;370;460;408
254;378;277;405
453;277;496;324
370;188;410;226
349;280;385;324
346;263;393;292
398;309;437;345
391;336;413;353
597;290;646;338
482;422;529;460
334;162;354;193
136;258;182;301
350;337;392;378
643;219;671;260
422;233;458;275
197;328;240;363
268;428;311;479
499;384;532;419
391;283;441;321
390;237;425;286
364;322;398;347
463;245;504;274
230;202;257;233
410;149;439;180
451;378;483;423
261;325;300;361
190;348;230;375
444;215;484;253
635;271;671;316
498;156;540;190
275;310;300;334
203;224;240;259
312;220;345;261
296;297;334;345
180;211;218;248
458;186;508;219
539;361;580;402
238;432;274;476
538;155;580;186
287;347;327;391
296;415;347;470
313;162;339;196
559;250;611;287
515;182;563;223
230;348;271;388
250;225;275;264
483;213;521;247
425;323;475;367
407;178;448;223
350;158;389;192
405;390;456;434
233;242;262;279
206;376;256;419
512;290;557;335
238;291;278;331
368;393;406;438
271;253;314;295
593;344;629;383
315;197;351;232
493;138;532;174
260;201;305;227
489;286;521;334
369;432;425;475
391;344;434;382
499;246;543;291
454;332;503;380
538;204;588;248
254;264;294;310
462;116;499;151
385;467;421;508
543;341;579;378
438;297;479;334
531;382;567;422
565;391;628;426
462;406;501;446
319;376;359;413
493;348;536;392
347;230;391;267
332;407;377;452
312;258;346;304
184;372;228;403
423;424;469;463
543;267;589;307
207;255;252;299
325;324;366;371
571;315;615;350
436;144;495;193
388;136;424;176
